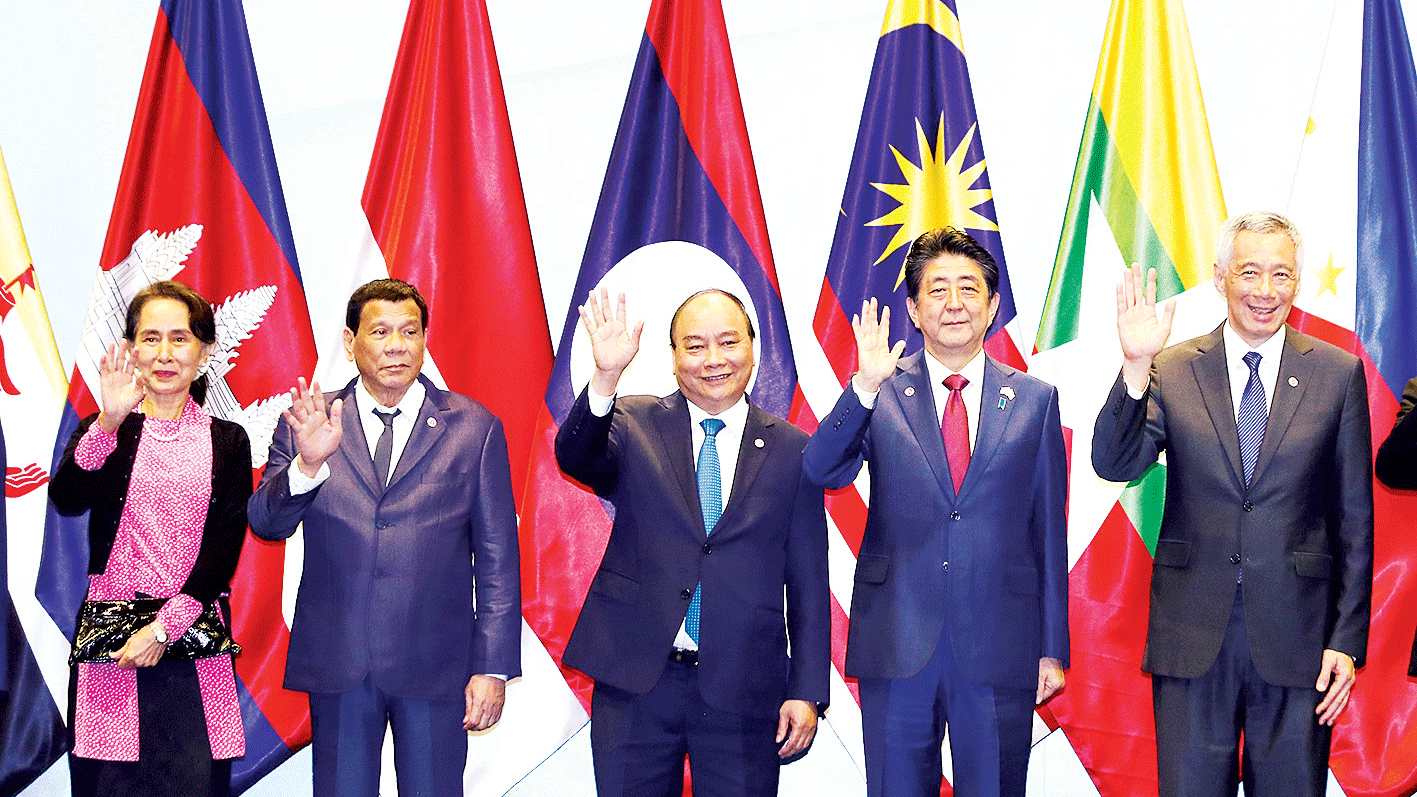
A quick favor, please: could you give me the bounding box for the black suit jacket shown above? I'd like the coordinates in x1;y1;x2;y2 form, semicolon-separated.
1373;375;1417;676
555;389;830;719
1093;325;1373;687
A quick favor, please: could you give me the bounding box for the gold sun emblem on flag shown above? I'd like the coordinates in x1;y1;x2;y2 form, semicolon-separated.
865;115;998;290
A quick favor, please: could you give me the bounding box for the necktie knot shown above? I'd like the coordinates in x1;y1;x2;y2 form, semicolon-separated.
374;407;400;427
944;374;969;392
1243;351;1262;373
702;417;725;437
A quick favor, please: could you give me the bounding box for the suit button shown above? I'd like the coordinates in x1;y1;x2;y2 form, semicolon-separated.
941;561;948;571
1242;502;1253;512
703;543;713;554
376;521;390;529
681;589;693;600
949;511;960;521
1230;554;1241;565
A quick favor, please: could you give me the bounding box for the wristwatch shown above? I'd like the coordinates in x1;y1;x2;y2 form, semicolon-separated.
152;623;169;645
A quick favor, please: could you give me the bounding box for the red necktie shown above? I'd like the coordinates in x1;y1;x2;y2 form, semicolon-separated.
942;374;970;495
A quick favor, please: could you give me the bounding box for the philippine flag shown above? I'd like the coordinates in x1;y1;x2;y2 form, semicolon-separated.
33;0;319;791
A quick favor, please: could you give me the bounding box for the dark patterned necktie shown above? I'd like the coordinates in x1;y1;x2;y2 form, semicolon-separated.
1237;352;1266;486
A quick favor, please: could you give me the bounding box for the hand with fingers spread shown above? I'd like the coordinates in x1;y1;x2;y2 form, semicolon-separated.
282;377;344;478
580;287;644;397
852;298;906;394
97;339;146;433
1116;262;1176;392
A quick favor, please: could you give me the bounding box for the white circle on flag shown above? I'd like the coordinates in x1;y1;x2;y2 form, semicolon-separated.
569;241;761;401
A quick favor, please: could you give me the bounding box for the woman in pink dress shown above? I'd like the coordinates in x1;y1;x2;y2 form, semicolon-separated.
50;281;251;797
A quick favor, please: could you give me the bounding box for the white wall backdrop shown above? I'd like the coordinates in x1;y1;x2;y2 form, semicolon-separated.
0;0;1372;794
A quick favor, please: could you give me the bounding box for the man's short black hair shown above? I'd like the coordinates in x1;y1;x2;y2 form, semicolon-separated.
903;227;999;300
668;288;756;346
346;279;430;332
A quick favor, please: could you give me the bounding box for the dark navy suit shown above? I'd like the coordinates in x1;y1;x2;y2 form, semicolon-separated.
803;351;1068;797
556;388;829;796
249;374;520;796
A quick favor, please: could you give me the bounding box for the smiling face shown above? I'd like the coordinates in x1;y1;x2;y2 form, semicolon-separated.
131;297;210;402
1214;230;1299;348
906;254;1000;370
344;298;427;407
671;292;755;415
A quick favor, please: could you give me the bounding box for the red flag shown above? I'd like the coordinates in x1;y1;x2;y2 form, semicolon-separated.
362;0;553;505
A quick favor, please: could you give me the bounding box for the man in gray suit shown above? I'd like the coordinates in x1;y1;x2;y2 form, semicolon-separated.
249;279;520;797
1092;211;1372;797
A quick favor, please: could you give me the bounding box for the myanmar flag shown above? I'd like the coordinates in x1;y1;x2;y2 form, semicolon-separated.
1028;0;1227;795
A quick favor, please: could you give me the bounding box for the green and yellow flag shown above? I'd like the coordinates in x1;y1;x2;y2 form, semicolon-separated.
1027;1;1226;796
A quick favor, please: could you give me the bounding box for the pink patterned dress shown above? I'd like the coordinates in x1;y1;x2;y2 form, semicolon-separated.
70;399;244;761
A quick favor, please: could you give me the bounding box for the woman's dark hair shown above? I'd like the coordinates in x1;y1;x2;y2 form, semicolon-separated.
123;280;217;405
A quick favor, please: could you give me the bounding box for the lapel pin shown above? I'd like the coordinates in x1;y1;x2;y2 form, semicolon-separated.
904;386;915;397
1288;376;1298;388
998;386;1015;410
754;438;765;448
427;417;437;427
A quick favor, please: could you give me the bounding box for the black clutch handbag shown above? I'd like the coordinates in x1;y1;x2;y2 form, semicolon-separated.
69;597;241;665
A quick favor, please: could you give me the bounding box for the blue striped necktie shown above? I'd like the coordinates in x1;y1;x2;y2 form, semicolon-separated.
685;417;725;645
1237;351;1267;487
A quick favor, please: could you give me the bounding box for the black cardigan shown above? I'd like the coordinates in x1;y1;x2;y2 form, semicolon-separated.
50;411;252;605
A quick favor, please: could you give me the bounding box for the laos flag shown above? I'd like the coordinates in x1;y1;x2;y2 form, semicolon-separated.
519;0;803;720
34;0;318;790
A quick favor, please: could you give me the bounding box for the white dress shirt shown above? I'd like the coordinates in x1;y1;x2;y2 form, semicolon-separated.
587;384;750;651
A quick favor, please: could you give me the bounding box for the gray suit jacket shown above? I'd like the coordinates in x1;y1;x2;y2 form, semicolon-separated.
1092;325;1373;687
248;375;521;699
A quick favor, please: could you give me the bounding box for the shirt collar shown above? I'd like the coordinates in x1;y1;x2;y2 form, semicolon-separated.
921;347;986;387
685;393;749;433
1222;322;1286;368
355;376;426;418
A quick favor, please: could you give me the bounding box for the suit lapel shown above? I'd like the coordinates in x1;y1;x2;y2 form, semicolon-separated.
1250;327;1315;485
894;352;954;499
339;378;382;495
720;402;772;530
387;376;447;490
1190;326;1245;487
963;357;1016;496
653;393;704;533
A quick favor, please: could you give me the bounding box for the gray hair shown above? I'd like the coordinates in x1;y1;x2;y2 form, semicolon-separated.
1214;211;1305;271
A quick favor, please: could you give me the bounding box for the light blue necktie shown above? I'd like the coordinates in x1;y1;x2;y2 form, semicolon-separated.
685;418;725;645
1237;352;1267;487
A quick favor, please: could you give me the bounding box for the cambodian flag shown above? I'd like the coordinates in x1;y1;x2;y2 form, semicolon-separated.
33;0;318;790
